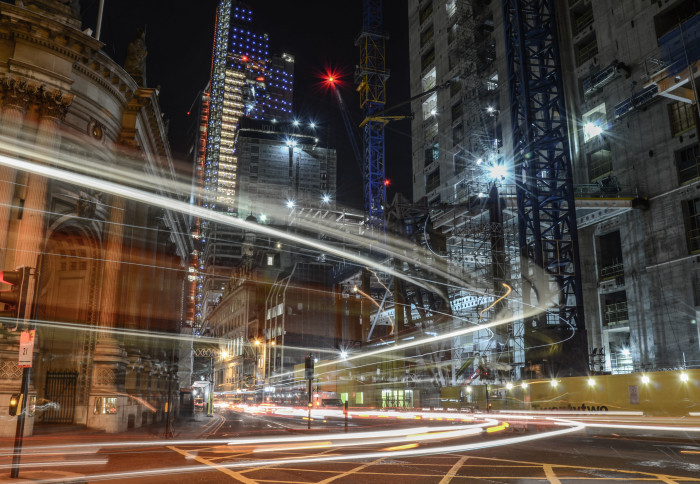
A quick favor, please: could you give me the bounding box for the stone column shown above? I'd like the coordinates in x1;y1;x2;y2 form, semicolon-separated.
0;77;38;268
88;194;130;432
14;88;71;272
98;196;127;331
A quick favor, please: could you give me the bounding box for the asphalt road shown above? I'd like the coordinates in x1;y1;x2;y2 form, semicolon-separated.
3;410;700;483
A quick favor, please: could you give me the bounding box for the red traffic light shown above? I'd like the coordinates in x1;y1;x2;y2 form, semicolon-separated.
0;270;23;286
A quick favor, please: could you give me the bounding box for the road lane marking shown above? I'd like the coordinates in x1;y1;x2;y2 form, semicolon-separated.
542;464;561;484
656;475;679;484
167;445;259;483
438;455;468;484
316;457;385;484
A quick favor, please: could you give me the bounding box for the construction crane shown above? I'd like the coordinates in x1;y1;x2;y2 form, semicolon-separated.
502;0;588;376
356;0;388;231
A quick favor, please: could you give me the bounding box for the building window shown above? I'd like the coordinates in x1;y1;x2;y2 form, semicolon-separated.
452;123;463;146
422;67;436;91
571;3;593;36
425;122;438;141
677;144;700;184
694;272;700;307
93;397;117;415
446;0;456;17
588;144;612;181
448;50;459;71
582;103;606;142
669;101;697;137
424;142;439;165
422;93;437;120
426;168;440;193
598;231;624;282
450;80;462;97
486;72;498;91
421;47;435;71
451;102;463;122
420;24;434;48
448;23;458;44
603;291;628;327
575;35;598;67
684;198;700;254
419;1;433;25
453;149;467;174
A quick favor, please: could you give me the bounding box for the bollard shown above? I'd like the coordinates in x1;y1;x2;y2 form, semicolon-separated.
344;400;348;433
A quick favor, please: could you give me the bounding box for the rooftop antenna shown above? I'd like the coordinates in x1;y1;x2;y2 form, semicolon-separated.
95;0;104;40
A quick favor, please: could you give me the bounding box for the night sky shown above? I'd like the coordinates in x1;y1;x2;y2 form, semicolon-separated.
79;0;413;210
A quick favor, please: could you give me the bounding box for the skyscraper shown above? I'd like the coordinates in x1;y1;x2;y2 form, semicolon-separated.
195;1;336;333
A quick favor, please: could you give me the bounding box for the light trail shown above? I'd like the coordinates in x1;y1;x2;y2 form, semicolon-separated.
34;421;585;482
0;149;454;301
0;144;570;369
479;282;512;320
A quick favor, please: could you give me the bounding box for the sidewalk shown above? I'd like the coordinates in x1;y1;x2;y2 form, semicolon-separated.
0;412;223;483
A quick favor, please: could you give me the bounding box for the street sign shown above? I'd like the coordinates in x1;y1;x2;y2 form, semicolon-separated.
18;330;35;368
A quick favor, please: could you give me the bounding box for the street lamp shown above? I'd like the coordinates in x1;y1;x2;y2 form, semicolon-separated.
254;339;260;403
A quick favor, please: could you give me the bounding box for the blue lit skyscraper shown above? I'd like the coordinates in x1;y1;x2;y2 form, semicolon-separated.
196;1;297;331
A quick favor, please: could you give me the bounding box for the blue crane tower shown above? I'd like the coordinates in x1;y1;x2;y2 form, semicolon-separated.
356;0;389;231
502;0;588;375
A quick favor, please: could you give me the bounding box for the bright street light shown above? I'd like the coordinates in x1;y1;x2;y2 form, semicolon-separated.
487;163;507;180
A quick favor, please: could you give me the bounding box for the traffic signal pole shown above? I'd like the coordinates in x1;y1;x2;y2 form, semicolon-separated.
10;361;30;478
6;266;36;479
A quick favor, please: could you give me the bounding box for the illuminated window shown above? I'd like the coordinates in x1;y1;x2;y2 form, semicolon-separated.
94;397;117;415
355;392;363;404
582;103;606;142
422;67;436;91
422;93;437;120
424;142;439;166
446;0;456;18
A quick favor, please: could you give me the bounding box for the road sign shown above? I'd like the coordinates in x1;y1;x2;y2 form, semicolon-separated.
18;330;35;368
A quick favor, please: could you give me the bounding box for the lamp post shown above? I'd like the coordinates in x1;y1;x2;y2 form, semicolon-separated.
254;339;260;404
265;340;276;402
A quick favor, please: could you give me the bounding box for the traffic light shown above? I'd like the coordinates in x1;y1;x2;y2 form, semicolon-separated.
0;268;30;322
9;393;21;416
304;354;314;380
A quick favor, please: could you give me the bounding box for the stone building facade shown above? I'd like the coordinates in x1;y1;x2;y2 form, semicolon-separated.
0;1;191;435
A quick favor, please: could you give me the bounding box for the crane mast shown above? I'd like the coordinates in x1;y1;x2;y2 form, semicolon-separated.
356;0;389;231
502;0;588;375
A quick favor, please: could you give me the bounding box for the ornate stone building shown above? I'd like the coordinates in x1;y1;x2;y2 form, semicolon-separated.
0;1;191;435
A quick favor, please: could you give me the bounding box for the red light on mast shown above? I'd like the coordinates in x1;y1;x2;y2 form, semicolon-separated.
241;55;249;62
384;179;391;186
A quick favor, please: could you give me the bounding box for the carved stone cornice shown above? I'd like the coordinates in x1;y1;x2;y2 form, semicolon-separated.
0;75;40;112
37;86;73;120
